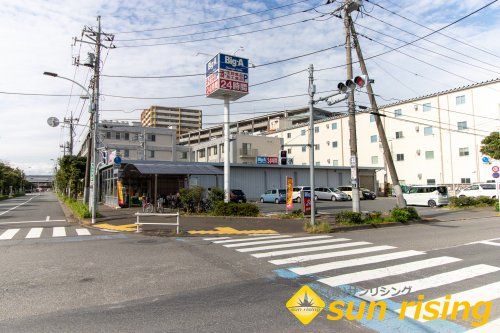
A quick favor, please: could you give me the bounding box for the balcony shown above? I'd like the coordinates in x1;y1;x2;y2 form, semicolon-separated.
239;148;258;158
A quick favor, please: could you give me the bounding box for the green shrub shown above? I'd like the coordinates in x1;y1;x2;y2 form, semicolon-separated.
390;207;419;222
212;202;260;217
179;186;205;213
62;196;92;218
335;211;364;225
496;201;499;212
208;187;225;204
279;209;304;219
475;196;497;206
449;196;497;208
304;220;332;233
367;211;382;220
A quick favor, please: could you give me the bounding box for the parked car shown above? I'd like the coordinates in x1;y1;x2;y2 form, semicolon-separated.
457;183;497;199
403;185;449;207
260;189;286;204
360;188;376;200
314;187;349;201
336;186;362;200
230;189;247;203
292;186;310;203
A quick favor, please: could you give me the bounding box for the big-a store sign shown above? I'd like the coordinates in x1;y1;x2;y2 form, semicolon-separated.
206;53;249;101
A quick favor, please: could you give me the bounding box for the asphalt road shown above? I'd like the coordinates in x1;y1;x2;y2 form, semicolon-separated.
1;192;499;332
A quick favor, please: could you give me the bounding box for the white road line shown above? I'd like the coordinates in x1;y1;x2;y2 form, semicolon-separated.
46;216;50;221
52;227;66;237
465;318;500;332
397;281;500;322
0;220;66;225
357;264;500;301
466;237;500;245
76;228;91;236
26;228;43;239
213;235;291;244
319;256;461;287
251;240;365;258
239;238;354;253
0;195;38;216
203;237;231;241
224;235;332;248
290;250;425;276
0;229;20;240
269;245;396;265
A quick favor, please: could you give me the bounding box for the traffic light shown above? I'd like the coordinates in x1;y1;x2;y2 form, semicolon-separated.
354;76;365;88
279;150;287;165
337;82;347;93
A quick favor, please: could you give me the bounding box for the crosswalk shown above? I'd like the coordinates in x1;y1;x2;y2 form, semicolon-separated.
204;234;500;330
0;227;94;240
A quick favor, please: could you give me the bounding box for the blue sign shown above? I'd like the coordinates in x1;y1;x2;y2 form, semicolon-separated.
256;156;278;165
482;156;491;164
219;53;249;73
205;55;219;76
114;156;122;165
493;172;500;179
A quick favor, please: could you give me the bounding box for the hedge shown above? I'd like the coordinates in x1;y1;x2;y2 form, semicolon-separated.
211;202;260;217
449;196;497;208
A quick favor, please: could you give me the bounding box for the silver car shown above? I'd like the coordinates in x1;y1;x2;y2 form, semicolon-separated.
314;187;349;201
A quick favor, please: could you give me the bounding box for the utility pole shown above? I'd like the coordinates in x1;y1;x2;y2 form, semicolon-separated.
344;1;361;213
223;96;231;203
63;116;79;155
308;64;316;226
349;20;406;207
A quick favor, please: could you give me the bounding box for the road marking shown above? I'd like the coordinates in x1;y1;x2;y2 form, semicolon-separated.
0;195;38;216
238;238;354;253
466;237;500;247
212;235;291;244
269;245;396;265
397;281;500;321
252;240;366;258
76;228;91;236
26;228;43;239
203;237;231;241
0;229;20;240
357;264;500;301
52;227;66;237
46;216;50;221
465;318;500;332
189;227;278;235
289;250;425;276
0;220;66;225
224;235;332;248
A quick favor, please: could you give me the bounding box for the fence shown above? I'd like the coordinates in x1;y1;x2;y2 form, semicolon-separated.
134;212;180;234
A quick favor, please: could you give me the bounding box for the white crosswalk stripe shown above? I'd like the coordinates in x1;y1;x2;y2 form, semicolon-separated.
52;227;66;237
0;227;93;240
223;235;332;248
213;235;291;244
238;238;352;253
76;228;91;236
251;240;365;258
26;227;43;239
0;228;20;240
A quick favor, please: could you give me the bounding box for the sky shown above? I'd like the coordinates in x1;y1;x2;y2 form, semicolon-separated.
0;0;499;175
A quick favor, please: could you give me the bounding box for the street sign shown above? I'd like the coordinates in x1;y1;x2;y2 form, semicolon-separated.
114;156;122;165
47;117;60;127
492;165;499;173
482;156;491;164
206;53;249;101
493;173;500;179
256;156;278;165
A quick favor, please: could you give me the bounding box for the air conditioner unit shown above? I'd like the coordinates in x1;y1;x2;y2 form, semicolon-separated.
414;104;418;111
416;149;421;155
326;124;330;129
415;126;420;132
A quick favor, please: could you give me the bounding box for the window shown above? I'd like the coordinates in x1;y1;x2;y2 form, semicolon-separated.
332;160;339;166
314;144;320;150
213;146;217;155
423;103;431;112
207;147;212;156
314;126;319;133
370;114;375;122
427;179;436;185
287;133;292;139
287;148;292;154
395;131;403;139
396;153;404;161
332;141;338;148
124;133;129;140
115;132;121;140
106;131;111;139
149;150;155;158
181;152;188;159
332;123;338;130
370;135;378;143
147;134;156;142
301;129;306;136
315;162;321;166
198;149;205;158
124;149;129;158
424;126;433;136
394;109;402;117
459;147;469;156
461;178;471;184
301;146;306;152
456;95;465;105
371;156;379;164
457;121;468;131
425;151;434;159
242;143;252;155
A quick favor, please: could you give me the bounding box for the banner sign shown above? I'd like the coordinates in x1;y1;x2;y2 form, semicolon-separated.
286;177;294;210
206;53;249;101
256;156;278;165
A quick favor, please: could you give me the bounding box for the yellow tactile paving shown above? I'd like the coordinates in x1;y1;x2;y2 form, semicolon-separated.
93;223;137;232
188;227;278;235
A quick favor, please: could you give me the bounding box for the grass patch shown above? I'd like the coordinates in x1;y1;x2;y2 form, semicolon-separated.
59;194;101;219
279;209;305;219
304;220;332;233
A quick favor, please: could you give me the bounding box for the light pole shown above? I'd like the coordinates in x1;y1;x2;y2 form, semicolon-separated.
43;71;94;205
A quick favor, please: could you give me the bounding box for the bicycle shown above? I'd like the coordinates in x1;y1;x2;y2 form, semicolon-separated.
142;202;154;213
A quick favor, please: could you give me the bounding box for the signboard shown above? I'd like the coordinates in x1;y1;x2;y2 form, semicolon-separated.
286;177;294;210
482;156;491;164
117;180;125;207
107;150;117;165
256;156;278;165
302;190;311;215
492;165;499;173
114;156;122;165
206;53;249;101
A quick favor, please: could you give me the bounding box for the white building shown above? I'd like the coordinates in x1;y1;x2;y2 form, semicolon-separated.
267;79;500;192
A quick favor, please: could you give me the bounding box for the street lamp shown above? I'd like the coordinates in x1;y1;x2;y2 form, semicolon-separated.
43;71;98;222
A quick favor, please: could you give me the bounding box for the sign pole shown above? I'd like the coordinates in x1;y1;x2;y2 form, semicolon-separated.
224;95;231;203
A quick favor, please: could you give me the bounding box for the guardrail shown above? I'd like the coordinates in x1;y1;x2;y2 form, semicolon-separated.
134;212;180;234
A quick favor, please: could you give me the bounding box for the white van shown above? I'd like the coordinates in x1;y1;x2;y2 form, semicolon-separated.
457;183;497;199
403;185;449;207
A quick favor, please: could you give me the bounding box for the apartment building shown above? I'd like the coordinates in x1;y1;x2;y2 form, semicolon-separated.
267;79;500;190
141;106;202;139
78;121;191;162
190;134;283;164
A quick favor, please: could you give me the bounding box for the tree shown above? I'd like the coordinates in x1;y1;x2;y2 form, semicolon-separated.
0;162;26;195
55;156;86;198
480;132;500;160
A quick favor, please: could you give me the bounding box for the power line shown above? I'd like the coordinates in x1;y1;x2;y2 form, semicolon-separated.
112;0;316;34
365;0;500;61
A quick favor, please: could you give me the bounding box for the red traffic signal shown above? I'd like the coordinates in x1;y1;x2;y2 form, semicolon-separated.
279;150;287;165
354;76;365;88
